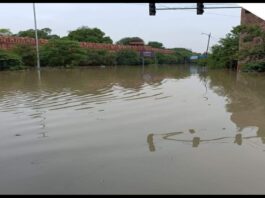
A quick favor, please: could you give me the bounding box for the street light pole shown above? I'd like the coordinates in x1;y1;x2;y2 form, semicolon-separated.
202;32;211;55
33;3;40;70
206;33;211;55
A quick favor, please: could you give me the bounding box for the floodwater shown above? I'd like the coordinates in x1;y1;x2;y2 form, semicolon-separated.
0;65;265;194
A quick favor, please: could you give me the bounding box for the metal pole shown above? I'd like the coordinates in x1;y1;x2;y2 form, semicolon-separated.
206;33;211;55
33;3;40;70
202;32;211;55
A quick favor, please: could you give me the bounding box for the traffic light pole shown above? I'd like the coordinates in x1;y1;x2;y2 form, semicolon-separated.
153;5;241;16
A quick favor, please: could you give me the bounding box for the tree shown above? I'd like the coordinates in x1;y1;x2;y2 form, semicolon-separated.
40;39;86;67
67;26;113;43
116;37;144;45
0;28;12;36
207;25;241;69
16;28;60;39
41;28;52;35
147;41;164;49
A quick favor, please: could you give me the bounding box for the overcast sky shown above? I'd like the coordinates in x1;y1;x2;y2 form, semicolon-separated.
0;3;241;53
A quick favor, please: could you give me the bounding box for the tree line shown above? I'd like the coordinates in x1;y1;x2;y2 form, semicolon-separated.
0;26;195;70
197;24;265;72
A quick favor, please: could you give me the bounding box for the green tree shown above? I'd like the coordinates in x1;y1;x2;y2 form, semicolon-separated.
147;41;164;49
116;37;144;45
67;26;112;43
0;28;12;36
41;28;52;35
207;25;241;69
40;39;86;67
16;28;60;39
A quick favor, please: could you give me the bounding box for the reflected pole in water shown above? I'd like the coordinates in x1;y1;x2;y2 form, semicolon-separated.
155;53;157;66
37;68;41;83
142;56;145;73
147;134;155;152
33;3;40;70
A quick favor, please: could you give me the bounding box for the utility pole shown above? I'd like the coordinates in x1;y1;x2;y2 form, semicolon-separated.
33;3;40;70
202;32;211;55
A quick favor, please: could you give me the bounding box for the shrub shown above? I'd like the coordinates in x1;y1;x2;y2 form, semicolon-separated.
40;39;86;67
12;44;36;67
0;49;23;70
242;62;265;72
116;49;141;65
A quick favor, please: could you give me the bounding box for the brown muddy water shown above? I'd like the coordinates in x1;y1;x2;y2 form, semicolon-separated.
0;65;265;194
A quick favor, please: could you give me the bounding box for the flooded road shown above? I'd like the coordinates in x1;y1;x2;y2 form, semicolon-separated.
0;65;265;194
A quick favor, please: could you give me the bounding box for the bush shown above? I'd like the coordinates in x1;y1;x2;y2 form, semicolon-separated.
156;53;179;64
80;49;116;66
40;39;87;67
116;49;141;65
0;49;23;70
12;44;36;67
242;62;265;72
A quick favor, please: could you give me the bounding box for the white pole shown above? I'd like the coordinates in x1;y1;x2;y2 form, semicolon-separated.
206;33;211;55
33;3;40;70
201;32;211;55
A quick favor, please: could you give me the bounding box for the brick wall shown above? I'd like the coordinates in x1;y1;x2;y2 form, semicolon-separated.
0;36;174;54
238;8;265;69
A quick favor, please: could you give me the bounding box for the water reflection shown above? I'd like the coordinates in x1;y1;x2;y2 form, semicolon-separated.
147;130;264;151
146;68;265;152
200;70;265;148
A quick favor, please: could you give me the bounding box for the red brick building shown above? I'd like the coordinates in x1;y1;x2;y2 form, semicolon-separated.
238;8;265;69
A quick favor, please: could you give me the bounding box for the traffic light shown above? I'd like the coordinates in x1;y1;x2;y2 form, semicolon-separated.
197;3;204;15
149;3;156;16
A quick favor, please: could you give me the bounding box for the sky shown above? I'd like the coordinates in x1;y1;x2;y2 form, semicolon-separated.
0;3;241;53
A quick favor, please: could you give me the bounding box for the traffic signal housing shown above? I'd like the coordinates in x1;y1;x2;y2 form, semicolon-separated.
197;3;204;15
149;3;156;16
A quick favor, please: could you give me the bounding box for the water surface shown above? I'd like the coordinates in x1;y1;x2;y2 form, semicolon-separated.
0;65;265;194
